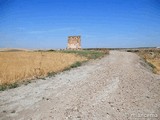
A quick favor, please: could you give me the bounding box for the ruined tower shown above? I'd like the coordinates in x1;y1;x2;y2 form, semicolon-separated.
67;36;81;49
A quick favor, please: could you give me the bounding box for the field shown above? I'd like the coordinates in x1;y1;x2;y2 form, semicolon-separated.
127;49;160;74
0;51;88;86
0;50;108;87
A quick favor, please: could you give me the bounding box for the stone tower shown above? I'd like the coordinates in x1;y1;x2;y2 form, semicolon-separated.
67;36;81;49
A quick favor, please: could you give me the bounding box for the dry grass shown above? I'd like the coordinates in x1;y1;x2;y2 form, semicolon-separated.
136;49;160;74
0;51;87;85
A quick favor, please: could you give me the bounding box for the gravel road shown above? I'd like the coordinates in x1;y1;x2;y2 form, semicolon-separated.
0;51;160;120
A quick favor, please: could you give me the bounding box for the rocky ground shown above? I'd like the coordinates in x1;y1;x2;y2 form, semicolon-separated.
0;51;160;120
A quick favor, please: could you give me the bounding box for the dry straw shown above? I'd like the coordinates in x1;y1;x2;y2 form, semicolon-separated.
0;51;86;85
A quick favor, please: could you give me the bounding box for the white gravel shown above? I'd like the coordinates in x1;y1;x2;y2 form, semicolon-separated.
0;51;160;120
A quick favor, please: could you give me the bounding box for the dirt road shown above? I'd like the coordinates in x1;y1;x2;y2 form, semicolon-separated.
0;51;160;120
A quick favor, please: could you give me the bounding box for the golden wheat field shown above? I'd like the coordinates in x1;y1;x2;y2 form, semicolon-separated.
0;51;87;85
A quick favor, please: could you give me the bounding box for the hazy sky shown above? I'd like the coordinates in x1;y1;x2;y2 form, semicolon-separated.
0;0;160;49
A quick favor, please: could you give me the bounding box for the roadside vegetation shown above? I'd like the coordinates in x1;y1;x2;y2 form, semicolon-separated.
127;49;160;74
61;49;109;59
0;49;109;91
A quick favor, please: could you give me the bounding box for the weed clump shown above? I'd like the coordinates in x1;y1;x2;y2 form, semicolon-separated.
47;72;56;77
70;61;82;68
63;61;82;71
0;83;19;91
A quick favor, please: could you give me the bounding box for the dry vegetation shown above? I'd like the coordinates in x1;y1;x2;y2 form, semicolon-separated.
0;50;109;88
128;49;160;74
0;51;87;85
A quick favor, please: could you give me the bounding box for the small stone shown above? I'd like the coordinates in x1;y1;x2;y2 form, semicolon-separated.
11;110;16;113
117;108;120;112
3;110;7;113
146;96;150;98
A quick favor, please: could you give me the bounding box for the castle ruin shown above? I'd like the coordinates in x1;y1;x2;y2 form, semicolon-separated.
67;36;81;49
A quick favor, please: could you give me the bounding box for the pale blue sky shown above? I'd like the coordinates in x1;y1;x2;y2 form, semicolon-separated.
0;0;160;49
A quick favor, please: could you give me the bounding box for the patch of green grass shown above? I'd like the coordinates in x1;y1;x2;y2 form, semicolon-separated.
8;83;19;89
0;83;19;91
60;50;109;72
70;61;82;68
47;71;56;77
63;67;71;71
0;85;7;91
63;61;83;71
61;50;107;59
42;77;46;80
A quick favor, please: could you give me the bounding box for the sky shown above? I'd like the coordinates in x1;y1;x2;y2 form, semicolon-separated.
0;0;160;49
